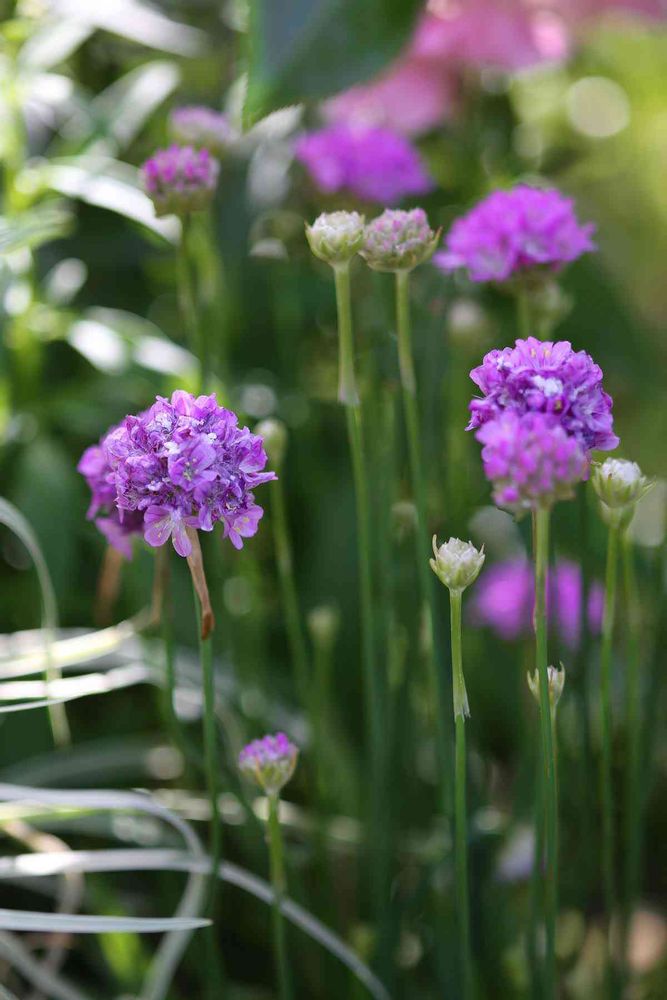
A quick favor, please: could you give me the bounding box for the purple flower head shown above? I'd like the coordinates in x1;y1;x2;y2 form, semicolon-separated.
434;185;595;284
88;391;276;559
469;336;618;453
170;106;238;157
469;557;604;648
141;145;220;217
294;123;433;205
238;732;298;796
78;426;144;559
360;207;439;272
477;410;588;514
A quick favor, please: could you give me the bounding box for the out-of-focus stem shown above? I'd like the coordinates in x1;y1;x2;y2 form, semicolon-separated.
334;264;359;407
600;519;620;997
621;530;643;979
178;215;209;393
270;474;309;704
395;270;450;812
533;507;557;999
449;589;472;999
268;794;293;1000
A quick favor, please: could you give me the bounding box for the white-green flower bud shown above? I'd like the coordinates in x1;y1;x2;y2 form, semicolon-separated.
429;536;485;593
255;418;287;469
527;665;565;714
305;211;365;266
591;458;653;525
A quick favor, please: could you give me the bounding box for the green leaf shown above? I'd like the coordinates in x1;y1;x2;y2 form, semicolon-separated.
245;0;422;125
0;203;72;255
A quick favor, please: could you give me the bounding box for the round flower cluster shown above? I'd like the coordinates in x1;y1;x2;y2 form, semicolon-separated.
469;336;618;454
469;557;604;648
435;185;595;284
79;391;276;559
170;106;238;157
361;208;439;272
294;123;433;205
238;732;298;796
78;426;144;559
476;411;588;514
141;145;220;217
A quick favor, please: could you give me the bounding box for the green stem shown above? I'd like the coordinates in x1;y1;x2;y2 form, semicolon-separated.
533;507;557;1000
528;746;545;1000
178;215;208;393
268;794;293;1000
517;289;532;340
621;531;642;978
575;486;594;903
394;270;450;813
600;520;619;996
334;264;359;407
332;261;385;935
450;590;472;999
192;583;225;998
270;474;310;703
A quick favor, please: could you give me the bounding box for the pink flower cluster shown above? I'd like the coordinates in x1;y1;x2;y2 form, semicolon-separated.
79;391;275;558
324;1;664;136
469;557;604;648
435;186;595;284
141;145;220;217
294;123;433;205
238;732;299;796
476;411;588;513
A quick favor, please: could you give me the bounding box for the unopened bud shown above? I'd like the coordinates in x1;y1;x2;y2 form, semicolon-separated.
238;732;298;797
527;665;565;713
360;208;440;273
430;536;485;593
591;458;653;527
305;211;365;266
307;604;340;651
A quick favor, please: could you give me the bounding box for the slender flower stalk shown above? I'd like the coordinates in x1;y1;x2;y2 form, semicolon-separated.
360;208;450;810
533;507;558;1000
591;457;653;992
267;793;293;1000
178;215;209;392
621;528;643;975
156;546;190;765
239;734;298;1000
431;537;485;999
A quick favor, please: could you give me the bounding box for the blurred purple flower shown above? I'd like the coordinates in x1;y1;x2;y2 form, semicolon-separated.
434;185;595;284
141;145;220;217
468;336;618;454
170;106;238;157
477;410;588;514
80;391;275;559
294;123;433;204
469;556;604;647
238;732;299;796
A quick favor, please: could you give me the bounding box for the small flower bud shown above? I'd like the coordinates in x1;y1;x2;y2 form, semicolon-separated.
305;211;365;266
255;418;288;470
591;458;653;522
430;536;485;593
360;208;440;273
307;604;340;651
238;732;298;797
141;145;220;218
527;665;565;713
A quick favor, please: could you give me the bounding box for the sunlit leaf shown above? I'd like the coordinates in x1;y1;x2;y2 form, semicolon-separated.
87;61;181;154
18;20;92;70
244;0;422;124
45;0;205;56
27;156;179;242
0;203;72;255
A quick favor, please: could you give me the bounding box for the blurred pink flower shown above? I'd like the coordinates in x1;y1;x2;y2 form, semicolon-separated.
324;0;664;137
